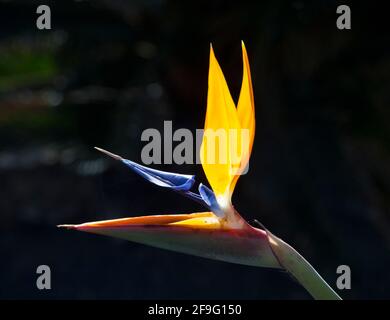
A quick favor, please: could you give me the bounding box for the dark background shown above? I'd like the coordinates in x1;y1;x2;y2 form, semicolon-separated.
0;0;389;299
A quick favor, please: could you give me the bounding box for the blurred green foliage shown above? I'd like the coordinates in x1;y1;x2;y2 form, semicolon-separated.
0;49;57;90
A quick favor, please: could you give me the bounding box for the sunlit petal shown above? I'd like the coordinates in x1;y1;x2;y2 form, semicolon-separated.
230;41;256;193
200;45;242;200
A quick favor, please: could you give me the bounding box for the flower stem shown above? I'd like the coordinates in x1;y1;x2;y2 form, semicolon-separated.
266;231;342;300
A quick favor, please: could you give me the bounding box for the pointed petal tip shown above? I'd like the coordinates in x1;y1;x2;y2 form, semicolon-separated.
94;147;123;161
57;224;77;230
241;40;248;55
209;43;217;59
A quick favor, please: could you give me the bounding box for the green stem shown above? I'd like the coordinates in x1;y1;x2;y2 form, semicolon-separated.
266;231;342;300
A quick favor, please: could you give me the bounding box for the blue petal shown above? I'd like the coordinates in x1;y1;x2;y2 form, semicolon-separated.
122;159;195;191
198;183;223;217
181;191;206;206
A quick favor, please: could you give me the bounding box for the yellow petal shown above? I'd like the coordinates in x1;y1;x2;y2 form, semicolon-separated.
169;215;221;229
230;41;256;194
200;45;243;199
59;212;218;230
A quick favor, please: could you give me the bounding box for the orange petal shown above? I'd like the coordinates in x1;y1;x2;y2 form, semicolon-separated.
230;41;256;194
59;212;215;229
200;45;243;199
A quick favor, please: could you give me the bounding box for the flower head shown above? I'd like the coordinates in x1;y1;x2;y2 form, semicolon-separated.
59;42;279;268
59;43;342;300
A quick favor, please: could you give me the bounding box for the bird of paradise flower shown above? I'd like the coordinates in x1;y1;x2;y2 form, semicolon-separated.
59;42;341;300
